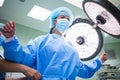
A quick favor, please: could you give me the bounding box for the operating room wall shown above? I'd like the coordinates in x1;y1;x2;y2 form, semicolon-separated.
103;42;120;66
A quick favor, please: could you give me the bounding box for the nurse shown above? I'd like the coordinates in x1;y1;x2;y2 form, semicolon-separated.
1;7;107;80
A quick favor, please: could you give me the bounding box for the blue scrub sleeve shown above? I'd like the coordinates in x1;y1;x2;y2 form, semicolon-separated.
2;35;44;67
77;58;102;78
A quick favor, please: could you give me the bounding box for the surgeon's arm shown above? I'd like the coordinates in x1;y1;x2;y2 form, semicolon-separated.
77;52;107;78
2;35;36;67
0;58;41;80
1;21;38;67
77;58;101;78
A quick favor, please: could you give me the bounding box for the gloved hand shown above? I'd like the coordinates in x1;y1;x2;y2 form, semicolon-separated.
1;20;16;38
100;52;108;63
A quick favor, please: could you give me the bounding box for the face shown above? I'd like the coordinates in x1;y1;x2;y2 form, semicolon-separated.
52;15;70;35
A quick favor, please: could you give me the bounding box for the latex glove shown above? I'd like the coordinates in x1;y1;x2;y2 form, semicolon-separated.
100;52;108;63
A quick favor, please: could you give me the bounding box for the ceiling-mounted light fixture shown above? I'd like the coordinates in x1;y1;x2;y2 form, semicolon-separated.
64;0;83;9
65;0;120;61
27;5;52;21
83;0;120;38
0;0;5;7
65;18;103;61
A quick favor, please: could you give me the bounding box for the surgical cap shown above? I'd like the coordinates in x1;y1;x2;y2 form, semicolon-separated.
49;7;74;28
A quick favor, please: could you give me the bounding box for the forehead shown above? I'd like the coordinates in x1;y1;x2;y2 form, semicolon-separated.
57;15;69;20
57;15;69;18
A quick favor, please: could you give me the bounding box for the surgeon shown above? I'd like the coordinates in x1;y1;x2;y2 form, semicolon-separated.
1;7;107;80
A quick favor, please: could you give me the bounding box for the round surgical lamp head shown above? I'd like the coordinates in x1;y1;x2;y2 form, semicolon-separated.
83;0;120;38
65;18;103;61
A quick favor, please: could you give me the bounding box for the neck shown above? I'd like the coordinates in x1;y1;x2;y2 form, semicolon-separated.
53;28;62;36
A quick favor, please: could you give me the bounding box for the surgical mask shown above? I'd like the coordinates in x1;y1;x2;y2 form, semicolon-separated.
56;19;69;33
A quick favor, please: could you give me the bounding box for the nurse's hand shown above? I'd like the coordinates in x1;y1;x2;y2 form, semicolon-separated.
100;52;108;63
1;20;16;38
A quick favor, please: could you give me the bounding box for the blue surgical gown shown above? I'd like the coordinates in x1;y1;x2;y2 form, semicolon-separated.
2;34;102;80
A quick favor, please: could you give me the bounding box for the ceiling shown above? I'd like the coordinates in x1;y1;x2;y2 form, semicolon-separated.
0;0;120;43
0;0;88;32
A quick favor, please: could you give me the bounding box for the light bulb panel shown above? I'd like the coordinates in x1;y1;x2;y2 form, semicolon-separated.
65;18;103;61
83;0;120;38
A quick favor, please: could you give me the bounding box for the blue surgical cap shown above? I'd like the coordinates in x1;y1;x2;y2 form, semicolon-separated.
49;7;74;28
